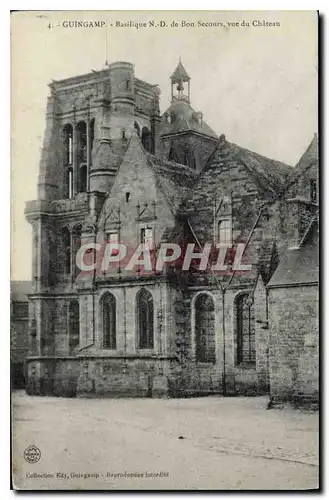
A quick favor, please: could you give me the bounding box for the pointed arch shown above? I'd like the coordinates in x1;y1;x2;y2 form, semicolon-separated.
136;288;154;349
195;293;215;363
102;293;116;349
76;121;87;163
235;293;255;365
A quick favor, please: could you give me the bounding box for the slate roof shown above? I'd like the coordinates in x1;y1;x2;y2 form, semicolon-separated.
286;134;318;187
266;241;319;287
170;60;191;82
147;154;198;214
228;142;293;193
11;281;32;302
183;138;293;215
267;218;319;288
160;99;218;139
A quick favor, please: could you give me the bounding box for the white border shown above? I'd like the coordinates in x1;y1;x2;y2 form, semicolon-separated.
3;2;327;498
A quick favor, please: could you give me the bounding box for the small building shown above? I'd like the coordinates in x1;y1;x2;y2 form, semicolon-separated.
11;281;31;388
267;136;319;407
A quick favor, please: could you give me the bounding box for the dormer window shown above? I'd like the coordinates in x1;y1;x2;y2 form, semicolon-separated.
107;231;119;245
140;227;153;249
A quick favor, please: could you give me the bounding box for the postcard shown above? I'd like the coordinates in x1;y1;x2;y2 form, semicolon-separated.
11;10;319;490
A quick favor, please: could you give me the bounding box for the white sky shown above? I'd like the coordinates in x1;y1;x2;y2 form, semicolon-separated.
11;10;318;280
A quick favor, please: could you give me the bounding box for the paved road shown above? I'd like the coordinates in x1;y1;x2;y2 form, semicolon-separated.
12;391;319;490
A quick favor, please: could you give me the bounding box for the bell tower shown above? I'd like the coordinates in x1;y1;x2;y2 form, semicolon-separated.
161;60;218;172
170;59;191;103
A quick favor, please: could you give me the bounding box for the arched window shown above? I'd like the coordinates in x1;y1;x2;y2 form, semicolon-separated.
102;293;116;349
63;124;73;165
134;121;140;137
79;165;87;193
65;167;73;199
77;121;87;164
236;294;255;365
68;300;79;353
195;294;215;363
89;118;95;161
62;227;71;275
141;126;152;153
137;289;154;349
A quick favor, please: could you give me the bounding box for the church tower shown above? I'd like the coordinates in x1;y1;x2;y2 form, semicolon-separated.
160;60;218;172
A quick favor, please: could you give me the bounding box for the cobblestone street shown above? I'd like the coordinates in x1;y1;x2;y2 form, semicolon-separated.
12;391;319;490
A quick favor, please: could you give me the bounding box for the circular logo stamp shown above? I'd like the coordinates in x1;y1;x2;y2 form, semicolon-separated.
23;445;41;464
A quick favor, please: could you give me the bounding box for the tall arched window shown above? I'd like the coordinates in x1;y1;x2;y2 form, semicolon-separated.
102;293;116;349
137;289;154;349
68;300;79;353
65;167;73;199
62;227;71;276
89;118;95;158
236;294;255;365
79;165;87;193
195;293;215;363
141;126;152;153
63;124;73;165
77;121;87;164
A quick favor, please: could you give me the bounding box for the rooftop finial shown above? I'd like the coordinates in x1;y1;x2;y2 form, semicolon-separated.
104;29;109;68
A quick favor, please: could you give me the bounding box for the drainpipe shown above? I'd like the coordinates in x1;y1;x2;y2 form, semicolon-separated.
78;220;97;352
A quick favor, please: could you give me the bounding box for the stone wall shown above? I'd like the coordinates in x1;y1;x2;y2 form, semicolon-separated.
268;285;319;406
160;132;217;172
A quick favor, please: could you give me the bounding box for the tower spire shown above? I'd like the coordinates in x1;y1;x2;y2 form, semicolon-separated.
170;59;191;102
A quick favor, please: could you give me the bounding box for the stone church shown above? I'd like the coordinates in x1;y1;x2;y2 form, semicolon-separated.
25;60;319;405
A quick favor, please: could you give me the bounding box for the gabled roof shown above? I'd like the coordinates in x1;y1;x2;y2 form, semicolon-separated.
186;138;292;199
160;99;218;139
11;281;32;302
170;60;191;82
286;134;318;187
228;142;292;193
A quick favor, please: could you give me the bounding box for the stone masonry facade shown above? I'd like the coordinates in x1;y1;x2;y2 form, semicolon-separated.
24;60;319;404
